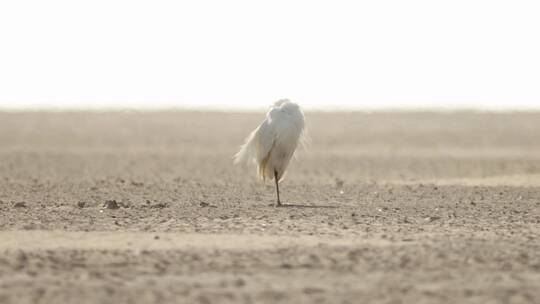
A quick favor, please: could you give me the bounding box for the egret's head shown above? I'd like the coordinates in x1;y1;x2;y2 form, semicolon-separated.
273;99;291;107
280;100;301;112
267;99;303;124
273;98;300;111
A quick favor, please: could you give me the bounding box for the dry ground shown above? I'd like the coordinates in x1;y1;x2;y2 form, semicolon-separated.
0;111;539;304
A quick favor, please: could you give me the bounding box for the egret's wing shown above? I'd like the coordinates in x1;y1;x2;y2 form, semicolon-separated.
254;119;276;165
255;119;277;180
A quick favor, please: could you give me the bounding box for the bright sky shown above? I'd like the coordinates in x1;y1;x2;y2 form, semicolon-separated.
0;0;539;110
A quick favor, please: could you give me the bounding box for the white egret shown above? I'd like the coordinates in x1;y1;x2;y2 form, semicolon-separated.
234;99;306;206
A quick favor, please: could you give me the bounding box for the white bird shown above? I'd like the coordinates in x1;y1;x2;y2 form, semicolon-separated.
234;99;306;206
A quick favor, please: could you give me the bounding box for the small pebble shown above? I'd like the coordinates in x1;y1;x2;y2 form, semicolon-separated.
103;200;120;210
13;202;27;208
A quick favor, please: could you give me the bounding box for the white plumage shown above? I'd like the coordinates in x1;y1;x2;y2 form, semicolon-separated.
234;99;306;206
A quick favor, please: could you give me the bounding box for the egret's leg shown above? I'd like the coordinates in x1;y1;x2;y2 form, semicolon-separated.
274;170;281;206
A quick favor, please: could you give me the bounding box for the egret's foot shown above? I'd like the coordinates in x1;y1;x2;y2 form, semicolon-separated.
268;202;284;207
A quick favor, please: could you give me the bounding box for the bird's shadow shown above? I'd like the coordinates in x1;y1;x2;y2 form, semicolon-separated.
268;203;337;209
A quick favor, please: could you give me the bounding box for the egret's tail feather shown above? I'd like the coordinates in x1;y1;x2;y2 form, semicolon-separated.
233;128;258;165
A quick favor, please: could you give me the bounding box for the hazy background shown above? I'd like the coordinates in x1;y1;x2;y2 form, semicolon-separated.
1;0;539;111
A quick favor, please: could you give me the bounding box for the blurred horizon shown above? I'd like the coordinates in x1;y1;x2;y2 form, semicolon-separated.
0;101;539;112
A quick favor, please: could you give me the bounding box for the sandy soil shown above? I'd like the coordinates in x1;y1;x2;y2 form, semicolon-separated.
0;111;539;304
